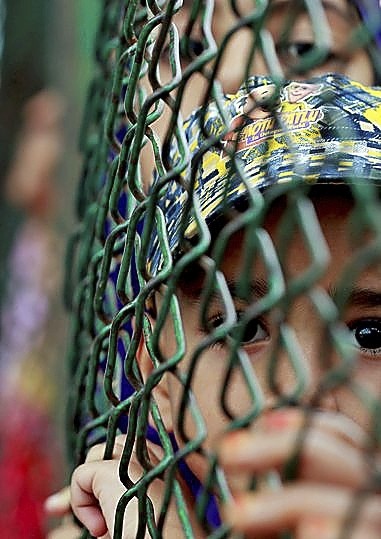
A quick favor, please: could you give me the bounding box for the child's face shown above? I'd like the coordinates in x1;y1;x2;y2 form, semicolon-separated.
213;0;374;91
160;0;374;114
141;1;374;190
152;193;381;453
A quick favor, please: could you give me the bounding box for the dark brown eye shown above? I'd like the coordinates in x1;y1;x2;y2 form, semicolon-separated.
348;319;381;358
188;37;204;56
278;41;314;59
180;36;204;60
276;41;337;64
207;313;269;347
240;318;269;345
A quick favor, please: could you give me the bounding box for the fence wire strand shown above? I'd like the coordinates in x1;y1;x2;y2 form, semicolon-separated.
65;1;381;537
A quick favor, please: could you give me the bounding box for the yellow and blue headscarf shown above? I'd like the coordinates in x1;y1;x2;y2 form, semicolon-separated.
148;73;381;275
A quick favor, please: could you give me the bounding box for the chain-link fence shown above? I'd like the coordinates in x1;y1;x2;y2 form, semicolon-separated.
66;1;381;537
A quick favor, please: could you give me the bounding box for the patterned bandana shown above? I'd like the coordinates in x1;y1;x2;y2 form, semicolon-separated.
148;74;381;275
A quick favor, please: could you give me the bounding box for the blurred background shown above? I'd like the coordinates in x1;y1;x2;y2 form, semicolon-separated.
0;1;100;536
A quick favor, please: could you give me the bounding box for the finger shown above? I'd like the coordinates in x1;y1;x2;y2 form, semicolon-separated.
307;411;368;448
297;517;380;539
86;435;126;462
71;460;125;538
44;486;72;517
256;408;368;448
242;408;368;450
223;483;381;536
218;428;369;489
46;518;82;539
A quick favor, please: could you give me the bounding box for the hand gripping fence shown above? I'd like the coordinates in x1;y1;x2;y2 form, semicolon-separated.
65;1;381;537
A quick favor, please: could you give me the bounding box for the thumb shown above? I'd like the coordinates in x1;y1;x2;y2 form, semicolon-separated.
45;486;72;517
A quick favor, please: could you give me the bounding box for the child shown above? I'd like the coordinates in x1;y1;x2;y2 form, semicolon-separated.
45;1;381;535
60;74;381;538
139;0;379;187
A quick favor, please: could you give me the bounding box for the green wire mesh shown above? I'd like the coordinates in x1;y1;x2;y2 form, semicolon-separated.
65;1;381;537
0;0;5;72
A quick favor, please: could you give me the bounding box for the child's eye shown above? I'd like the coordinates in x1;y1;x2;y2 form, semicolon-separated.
277;41;314;60
180;37;204;59
208;313;269;347
348;318;381;359
240;318;269;345
276;41;338;66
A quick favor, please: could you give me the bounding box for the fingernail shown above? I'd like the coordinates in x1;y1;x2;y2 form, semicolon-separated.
44;493;60;511
262;409;302;431
44;490;69;511
218;431;252;462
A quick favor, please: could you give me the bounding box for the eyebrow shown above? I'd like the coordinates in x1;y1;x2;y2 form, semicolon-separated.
226;278;269;301
329;286;381;309
182;277;269;305
270;0;355;23
184;279;381;311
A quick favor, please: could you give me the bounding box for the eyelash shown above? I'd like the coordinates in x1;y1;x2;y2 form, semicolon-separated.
275;41;346;69
204;312;270;349
203;307;381;359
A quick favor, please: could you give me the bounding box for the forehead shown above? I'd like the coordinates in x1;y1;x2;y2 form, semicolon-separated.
211;0;358;30
270;0;354;16
227;0;353;14
265;0;359;33
223;192;352;264
177;189;355;298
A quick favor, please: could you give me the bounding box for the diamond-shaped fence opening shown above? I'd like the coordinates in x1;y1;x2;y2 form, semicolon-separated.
65;1;381;537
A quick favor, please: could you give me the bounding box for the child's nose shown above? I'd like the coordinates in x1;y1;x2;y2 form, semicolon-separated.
270;308;340;406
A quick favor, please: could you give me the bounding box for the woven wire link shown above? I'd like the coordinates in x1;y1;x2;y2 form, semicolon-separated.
65;1;381;537
0;0;5;76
